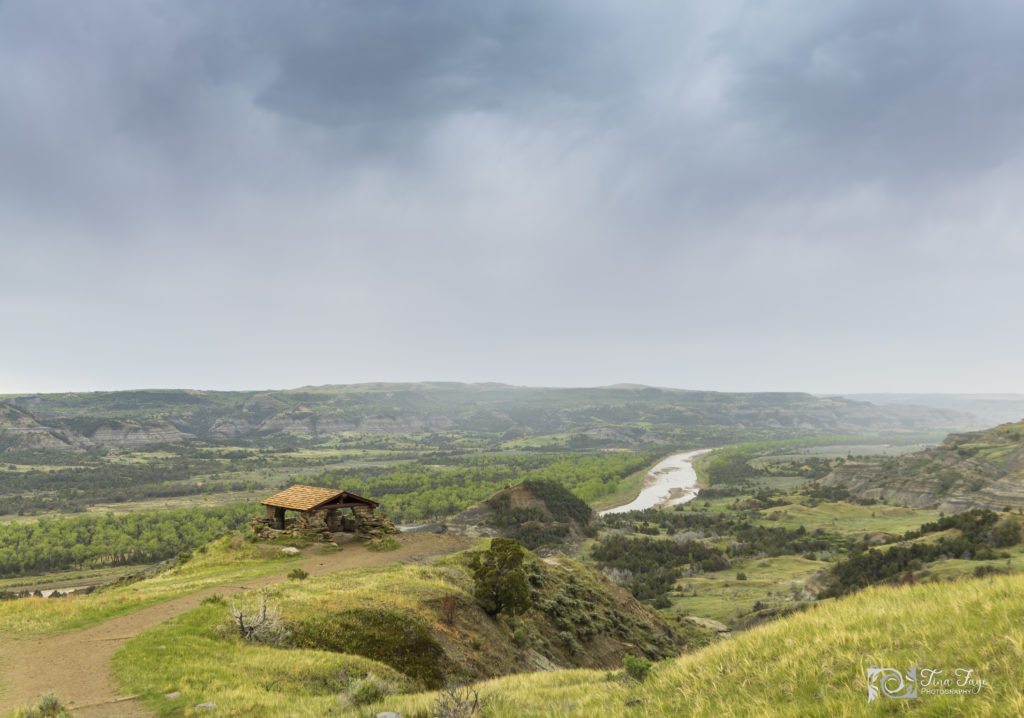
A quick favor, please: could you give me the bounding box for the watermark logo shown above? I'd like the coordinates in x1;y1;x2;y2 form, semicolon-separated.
867;664;988;703
867;665;917;703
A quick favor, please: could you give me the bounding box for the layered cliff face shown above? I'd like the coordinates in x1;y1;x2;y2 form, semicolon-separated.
821;420;1024;511
0;403;73;450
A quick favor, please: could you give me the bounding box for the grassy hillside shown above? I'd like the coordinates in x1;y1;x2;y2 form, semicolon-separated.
368;573;1024;717
111;539;705;716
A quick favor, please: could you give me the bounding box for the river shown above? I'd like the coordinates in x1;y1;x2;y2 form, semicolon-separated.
599;449;712;516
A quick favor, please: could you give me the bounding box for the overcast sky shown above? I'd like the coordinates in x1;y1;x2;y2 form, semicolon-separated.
3;1;1023;395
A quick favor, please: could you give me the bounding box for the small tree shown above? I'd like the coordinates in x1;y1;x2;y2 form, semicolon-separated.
469;538;531;617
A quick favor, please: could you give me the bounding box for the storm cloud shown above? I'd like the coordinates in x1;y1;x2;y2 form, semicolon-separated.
2;1;1023;393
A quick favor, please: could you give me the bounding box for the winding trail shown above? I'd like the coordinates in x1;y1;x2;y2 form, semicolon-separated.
0;533;476;717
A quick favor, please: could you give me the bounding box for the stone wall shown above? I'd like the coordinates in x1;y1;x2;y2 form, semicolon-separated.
352;505;398;539
250;506;396;542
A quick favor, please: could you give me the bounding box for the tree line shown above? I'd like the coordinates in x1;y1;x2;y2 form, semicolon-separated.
822;509;1022;596
0;503;256;577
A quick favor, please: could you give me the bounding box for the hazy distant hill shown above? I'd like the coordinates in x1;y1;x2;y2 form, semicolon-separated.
841;393;1024;427
0;383;977;453
822;419;1024;511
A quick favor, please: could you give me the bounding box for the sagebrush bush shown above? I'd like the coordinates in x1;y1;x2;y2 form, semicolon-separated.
347;674;387;705
10;692;73;718
230;588;289;645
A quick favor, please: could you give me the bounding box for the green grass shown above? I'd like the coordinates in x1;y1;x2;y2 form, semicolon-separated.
762;500;942;536
669;555;824;625
589;462;664;512
368;573;1024;717
114;560;482;712
0;536;298;636
114;541;691;715
112;601;416;718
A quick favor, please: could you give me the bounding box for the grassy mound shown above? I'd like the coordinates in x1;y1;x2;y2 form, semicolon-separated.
371;572;1024;717
291;608;448;688
113;601;416;717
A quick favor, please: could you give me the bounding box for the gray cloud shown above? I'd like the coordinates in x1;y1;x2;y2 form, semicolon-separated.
2;1;1023;394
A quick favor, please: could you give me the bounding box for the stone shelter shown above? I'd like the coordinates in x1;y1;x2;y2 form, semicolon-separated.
253;484;396;541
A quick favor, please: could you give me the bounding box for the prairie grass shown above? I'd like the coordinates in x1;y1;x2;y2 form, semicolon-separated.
366;573;1024;717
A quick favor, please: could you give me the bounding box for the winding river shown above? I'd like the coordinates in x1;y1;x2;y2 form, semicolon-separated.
599;449;712;515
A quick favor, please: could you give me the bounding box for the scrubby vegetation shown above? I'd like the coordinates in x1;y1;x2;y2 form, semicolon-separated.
592;535;729;600
371;572;1024;717
823;509;1023;596
484;480;594;549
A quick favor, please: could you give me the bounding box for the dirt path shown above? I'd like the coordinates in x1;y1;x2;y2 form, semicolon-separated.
0;533;476;717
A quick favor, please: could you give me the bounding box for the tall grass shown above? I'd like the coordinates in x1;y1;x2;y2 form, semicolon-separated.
370;573;1024;717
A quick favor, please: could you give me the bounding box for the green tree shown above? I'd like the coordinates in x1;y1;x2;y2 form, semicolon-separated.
469;538;532;617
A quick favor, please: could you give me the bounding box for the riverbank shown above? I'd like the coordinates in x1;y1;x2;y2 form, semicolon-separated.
598;449;712;515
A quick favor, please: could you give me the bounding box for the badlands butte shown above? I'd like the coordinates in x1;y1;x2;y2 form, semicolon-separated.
822;419;1024;512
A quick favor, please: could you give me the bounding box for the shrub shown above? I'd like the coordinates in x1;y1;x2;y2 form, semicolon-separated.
433;683;481;718
10;692;72;718
200;593;225;606
560;631;583;655
512;627;529;646
230;588;289;645
974;565;1006;578
736;572;747;581
288;568;310;581
367;536;401;552
347;674;386;705
622;653;652;682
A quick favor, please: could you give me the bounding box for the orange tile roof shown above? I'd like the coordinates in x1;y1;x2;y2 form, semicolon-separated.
261;485;344;511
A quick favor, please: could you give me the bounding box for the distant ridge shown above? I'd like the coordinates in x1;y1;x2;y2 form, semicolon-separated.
841;393;1024;426
1;382;977;453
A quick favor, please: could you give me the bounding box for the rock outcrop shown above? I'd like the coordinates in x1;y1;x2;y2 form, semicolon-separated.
821;420;1024;512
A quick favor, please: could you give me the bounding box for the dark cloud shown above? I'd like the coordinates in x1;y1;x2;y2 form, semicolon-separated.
1;1;1023;393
